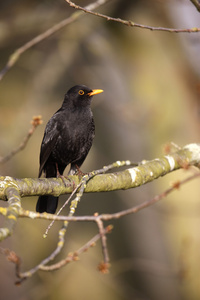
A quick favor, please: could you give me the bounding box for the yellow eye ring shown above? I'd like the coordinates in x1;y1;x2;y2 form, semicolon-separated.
78;90;84;95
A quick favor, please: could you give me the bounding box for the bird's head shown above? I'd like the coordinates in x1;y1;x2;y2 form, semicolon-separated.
64;85;103;108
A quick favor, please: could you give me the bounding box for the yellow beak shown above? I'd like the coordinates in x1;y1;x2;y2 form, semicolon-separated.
88;89;104;96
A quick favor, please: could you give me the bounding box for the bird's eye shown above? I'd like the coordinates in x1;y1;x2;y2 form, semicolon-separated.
78;90;84;95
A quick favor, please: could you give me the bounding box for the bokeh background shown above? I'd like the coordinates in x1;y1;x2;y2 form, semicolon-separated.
1;0;200;299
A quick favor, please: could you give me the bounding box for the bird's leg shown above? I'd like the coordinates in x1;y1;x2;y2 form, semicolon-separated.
56;162;61;177
55;163;70;187
75;165;87;179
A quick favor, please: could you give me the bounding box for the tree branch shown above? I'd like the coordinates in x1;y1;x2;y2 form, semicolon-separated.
19;169;200;224
1;0;200;82
0;143;199;202
0;143;200;282
0;142;198;242
66;0;200;33
190;0;200;12
0;116;42;164
17;224;112;282
0;0;109;81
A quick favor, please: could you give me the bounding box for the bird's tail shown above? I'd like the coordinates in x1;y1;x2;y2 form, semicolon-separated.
36;195;58;214
36;163;59;214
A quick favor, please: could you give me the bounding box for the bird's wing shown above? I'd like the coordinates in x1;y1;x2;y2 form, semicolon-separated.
38;113;61;177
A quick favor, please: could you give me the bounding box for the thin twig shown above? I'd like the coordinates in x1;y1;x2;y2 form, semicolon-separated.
15;225;112;283
40;225;112;272
16;221;69;282
44;181;82;237
0;116;42;164
0;0;109;81
66;0;200;33
96;217;110;265
190;0;200;12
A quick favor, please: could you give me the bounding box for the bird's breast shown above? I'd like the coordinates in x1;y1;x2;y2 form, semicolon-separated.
52;115;95;165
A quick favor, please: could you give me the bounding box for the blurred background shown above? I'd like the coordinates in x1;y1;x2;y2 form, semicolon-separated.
1;0;200;299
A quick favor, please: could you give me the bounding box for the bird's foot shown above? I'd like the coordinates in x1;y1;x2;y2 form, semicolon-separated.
57;174;71;187
75;165;88;180
55;163;71;187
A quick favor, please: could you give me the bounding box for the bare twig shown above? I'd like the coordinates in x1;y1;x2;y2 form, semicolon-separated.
0;0;109;81
66;0;200;33
0;116;42;164
0;247;21;283
190;0;200;12
15;221;69;282
1;0;199;82
40;225;112;272
43;181;82;237
15;224;112;283
96;217;110;266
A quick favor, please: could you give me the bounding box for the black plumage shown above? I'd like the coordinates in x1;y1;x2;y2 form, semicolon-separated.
36;85;103;214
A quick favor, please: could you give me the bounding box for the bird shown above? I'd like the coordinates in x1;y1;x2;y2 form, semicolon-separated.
36;85;103;214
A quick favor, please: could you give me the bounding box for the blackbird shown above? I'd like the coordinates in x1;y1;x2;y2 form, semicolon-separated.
36;85;103;214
